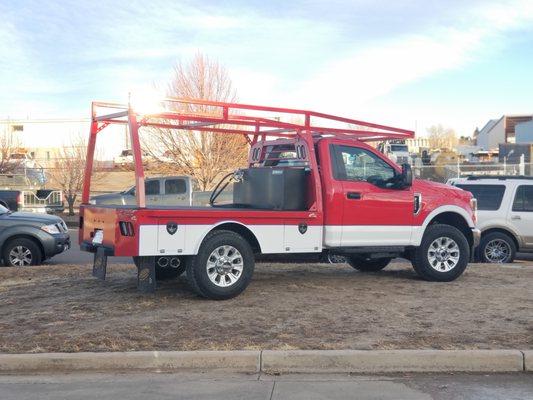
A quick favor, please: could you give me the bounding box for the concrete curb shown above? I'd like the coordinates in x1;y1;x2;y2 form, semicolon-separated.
261;350;525;374
524;351;532;372
0;351;260;373
0;350;528;374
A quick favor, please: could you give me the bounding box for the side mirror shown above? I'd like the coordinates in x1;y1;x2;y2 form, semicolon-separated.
400;163;413;188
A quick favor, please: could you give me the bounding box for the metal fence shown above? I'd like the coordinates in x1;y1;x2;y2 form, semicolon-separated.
414;163;533;183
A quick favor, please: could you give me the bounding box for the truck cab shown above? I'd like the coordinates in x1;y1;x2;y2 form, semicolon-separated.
79;99;480;300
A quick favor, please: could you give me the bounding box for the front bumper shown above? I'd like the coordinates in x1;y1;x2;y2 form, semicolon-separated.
44;233;71;258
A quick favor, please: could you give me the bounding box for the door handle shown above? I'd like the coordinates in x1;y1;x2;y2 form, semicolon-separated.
511;215;521;220
347;192;362;200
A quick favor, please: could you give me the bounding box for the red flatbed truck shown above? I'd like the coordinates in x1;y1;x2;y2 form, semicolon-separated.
80;98;480;299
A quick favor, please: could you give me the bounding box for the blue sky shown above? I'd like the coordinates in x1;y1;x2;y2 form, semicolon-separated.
1;0;533;136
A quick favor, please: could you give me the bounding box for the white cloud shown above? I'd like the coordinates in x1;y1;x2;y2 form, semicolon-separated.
285;0;533;116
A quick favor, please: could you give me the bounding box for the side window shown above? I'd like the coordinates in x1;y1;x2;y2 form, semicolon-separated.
145;180;160;195
332;145;395;183
456;184;505;211
165;179;187;194
513;185;533;212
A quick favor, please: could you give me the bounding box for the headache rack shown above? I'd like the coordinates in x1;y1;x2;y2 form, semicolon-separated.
82;98;414;207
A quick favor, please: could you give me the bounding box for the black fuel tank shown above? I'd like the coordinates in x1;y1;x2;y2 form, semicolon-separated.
233;167;308;210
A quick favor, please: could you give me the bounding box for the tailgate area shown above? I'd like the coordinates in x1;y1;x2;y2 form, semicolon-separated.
79;205;138;256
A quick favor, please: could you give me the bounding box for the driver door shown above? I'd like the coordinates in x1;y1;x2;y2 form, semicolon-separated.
331;144;414;246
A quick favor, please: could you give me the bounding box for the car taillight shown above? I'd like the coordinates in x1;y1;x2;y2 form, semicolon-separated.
470;198;478;224
119;221;135;236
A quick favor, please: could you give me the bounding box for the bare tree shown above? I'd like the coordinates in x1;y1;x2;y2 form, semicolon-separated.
48;136;90;215
427;124;458;150
0;123;24;173
146;53;249;190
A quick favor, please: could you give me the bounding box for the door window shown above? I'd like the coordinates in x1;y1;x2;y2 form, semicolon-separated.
165;179;187;194
145;180;160;195
455;184;505;211
512;185;533;212
332;145;395;185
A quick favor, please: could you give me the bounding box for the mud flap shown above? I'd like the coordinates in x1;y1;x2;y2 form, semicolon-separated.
92;247;107;280
136;256;156;293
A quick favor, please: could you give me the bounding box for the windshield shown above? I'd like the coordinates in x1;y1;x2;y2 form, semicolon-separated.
0;204;10;214
390;145;408;152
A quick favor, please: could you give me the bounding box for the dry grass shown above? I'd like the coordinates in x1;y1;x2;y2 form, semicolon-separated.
0;261;531;353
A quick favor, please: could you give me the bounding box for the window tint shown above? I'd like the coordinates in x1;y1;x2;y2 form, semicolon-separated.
145;180;160;195
455;184;505;211
512;185;533;212
165;179;187;194
333;145;395;183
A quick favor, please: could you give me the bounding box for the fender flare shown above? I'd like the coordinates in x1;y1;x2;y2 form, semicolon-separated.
411;205;474;246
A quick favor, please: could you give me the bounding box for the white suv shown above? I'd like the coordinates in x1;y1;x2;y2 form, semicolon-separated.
448;176;533;263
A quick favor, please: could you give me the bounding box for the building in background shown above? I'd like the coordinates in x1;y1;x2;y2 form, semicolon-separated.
0;118;127;164
475;115;533;150
515;120;533;143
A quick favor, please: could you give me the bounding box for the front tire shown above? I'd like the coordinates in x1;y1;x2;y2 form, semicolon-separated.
3;238;42;267
412;224;469;281
348;257;392;271
186;230;255;300
479;232;516;263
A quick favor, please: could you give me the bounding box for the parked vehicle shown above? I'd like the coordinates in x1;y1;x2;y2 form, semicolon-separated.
0;189;64;214
90;176;193;206
114;149;153;167
0;204;70;266
377;140;411;165
80;99;479;300
448;176;533;263
91;176;233;207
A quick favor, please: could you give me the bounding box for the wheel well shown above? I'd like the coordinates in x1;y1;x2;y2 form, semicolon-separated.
210;223;262;254
1;235;45;260
481;228;519;250
428;212;473;247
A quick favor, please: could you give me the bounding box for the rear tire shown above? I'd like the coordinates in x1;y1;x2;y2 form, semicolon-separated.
411;224;469;282
3;238;42;267
479;232;516;264
186;230;255;300
348;257;391;271
133;256;186;280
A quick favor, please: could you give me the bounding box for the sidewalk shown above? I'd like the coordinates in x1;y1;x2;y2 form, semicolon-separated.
1;371;532;400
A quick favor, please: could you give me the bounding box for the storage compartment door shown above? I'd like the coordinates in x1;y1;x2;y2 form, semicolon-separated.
283;220;322;253
157;219;186;255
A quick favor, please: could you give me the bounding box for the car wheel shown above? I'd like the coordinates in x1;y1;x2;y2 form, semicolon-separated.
479;232;516;264
186;230;255;300
347;257;392;271
133;256;186;280
411;224;469;282
2;238;42;267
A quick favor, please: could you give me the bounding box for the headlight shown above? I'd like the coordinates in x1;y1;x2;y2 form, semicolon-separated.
41;224;60;234
89;199;96;205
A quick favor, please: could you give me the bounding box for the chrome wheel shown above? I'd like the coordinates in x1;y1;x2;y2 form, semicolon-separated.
484;239;511;263
9;246;32;266
427;236;460;272
206;245;243;287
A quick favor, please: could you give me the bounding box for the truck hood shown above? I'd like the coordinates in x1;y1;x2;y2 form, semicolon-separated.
3;211;64;225
91;193;127;203
413;178;471;200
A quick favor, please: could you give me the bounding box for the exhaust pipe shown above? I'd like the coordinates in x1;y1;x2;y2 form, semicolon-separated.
169;257;181;269
157;257;169;268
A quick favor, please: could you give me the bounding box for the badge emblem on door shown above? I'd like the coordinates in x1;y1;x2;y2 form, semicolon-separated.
298;223;308;234
166;222;178;235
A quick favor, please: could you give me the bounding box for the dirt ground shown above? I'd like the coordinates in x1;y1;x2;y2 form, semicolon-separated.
0;260;531;353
